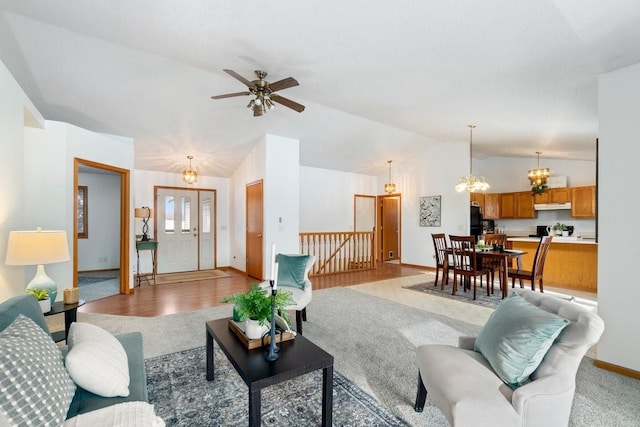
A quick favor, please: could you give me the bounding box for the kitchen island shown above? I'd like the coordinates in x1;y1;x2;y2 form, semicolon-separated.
507;237;597;293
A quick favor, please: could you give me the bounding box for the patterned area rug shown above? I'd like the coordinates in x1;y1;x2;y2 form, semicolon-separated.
77;275;118;286
403;279;504;308
145;346;408;426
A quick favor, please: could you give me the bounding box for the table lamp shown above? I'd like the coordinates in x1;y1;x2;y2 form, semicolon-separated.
5;227;71;304
134;207;153;241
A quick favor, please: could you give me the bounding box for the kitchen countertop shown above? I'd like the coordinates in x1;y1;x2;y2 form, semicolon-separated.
508;236;597;245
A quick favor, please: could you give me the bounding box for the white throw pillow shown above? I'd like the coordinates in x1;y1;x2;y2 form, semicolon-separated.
63;401;165;427
65;322;130;397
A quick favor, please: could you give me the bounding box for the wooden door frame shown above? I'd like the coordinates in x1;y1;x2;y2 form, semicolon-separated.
154;186;218;271
74;158;130;294
376;193;402;262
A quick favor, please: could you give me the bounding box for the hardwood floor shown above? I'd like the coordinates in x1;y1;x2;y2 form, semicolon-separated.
80;262;431;317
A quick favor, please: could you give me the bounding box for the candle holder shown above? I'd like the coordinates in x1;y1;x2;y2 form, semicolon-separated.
264;280;279;362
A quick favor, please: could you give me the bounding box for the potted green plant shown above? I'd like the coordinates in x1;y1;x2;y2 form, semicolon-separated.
25;288;51;313
552;222;568;236
531;183;548;195
221;283;295;339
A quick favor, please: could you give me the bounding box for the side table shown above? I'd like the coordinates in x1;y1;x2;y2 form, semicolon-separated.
44;299;85;342
136;240;158;286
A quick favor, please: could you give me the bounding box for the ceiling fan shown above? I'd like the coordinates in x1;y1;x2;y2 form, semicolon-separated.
212;69;306;117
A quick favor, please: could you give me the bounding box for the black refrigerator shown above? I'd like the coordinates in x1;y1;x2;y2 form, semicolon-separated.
470;206;482;242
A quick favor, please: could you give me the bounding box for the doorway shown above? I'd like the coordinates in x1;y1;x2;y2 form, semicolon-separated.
246;180;264;280
73;158;130;295
378;194;401;262
155;187;217;274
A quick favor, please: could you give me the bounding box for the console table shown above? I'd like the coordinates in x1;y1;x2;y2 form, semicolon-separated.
136;240;158;286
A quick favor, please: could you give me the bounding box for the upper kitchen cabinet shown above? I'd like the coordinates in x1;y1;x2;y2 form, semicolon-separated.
483;194;500;219
515;191;536;218
571;186;596;218
533;187;571;204
470;193;484;212
499;193;516;218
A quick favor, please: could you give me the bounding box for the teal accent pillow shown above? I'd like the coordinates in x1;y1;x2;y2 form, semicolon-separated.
474;293;570;388
276;254;310;289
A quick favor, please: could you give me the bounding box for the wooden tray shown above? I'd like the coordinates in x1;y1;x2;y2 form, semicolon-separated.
228;319;295;350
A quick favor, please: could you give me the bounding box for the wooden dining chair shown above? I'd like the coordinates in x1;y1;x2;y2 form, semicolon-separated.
431;233;449;288
509;235;553;292
482;233;507;294
449;235;491;300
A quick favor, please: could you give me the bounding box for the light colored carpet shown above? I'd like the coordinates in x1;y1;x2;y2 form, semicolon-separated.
45;283;640;426
154;269;230;285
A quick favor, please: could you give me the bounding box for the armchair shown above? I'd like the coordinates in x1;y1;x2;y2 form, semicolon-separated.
414;288;604;427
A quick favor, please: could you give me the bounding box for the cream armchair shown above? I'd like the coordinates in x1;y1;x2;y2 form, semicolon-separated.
261;254;315;335
414;289;604;427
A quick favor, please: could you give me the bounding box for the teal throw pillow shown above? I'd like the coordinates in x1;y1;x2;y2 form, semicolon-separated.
276;254;310;289
474;292;570;388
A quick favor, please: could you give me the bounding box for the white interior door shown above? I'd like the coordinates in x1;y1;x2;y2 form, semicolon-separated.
157;188;198;273
199;191;216;270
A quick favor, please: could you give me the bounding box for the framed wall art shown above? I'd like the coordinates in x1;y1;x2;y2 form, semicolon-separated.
419;195;441;227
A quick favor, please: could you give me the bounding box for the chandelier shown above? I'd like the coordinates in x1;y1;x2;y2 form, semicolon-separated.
528;151;550;186
182;155;198;184
384;160;396;193
455;125;490;193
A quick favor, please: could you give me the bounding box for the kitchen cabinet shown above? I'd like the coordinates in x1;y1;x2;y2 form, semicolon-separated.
483;194;500;219
533;188;571;204
571;186;596;218
470;193;484;213
500;193;516;218
499;192;534;219
515;191;535;218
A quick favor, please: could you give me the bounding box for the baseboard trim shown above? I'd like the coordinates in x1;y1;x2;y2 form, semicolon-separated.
594;359;640;380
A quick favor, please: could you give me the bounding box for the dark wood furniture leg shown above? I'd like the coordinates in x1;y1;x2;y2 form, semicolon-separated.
414;371;427;412
322;365;333;427
206;330;214;381
296;310;303;335
63;307;78;341
249;386;261;427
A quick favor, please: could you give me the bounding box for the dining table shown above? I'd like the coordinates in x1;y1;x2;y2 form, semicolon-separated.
442;247;527;299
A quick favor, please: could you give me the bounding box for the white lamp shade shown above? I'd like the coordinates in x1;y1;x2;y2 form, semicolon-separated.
5;229;70;265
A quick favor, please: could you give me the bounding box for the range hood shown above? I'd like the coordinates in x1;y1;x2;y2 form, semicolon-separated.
534;202;572;211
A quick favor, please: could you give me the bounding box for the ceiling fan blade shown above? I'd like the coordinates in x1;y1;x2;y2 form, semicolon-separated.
268;77;299;92
271;94;305;113
211;91;250;100
223;69;254;88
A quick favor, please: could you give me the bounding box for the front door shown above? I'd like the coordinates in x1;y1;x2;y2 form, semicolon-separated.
246;180;264;280
157;188;199;273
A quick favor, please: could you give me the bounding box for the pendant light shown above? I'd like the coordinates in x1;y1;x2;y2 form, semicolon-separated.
384;160;396;193
528;151;550;186
455;125;490;192
182;155;198;184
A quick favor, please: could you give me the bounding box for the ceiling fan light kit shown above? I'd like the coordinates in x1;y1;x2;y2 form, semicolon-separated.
212;69;305;117
455;124;490;193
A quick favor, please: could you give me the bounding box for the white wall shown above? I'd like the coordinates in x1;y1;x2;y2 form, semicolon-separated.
598;62;640;372
378;142;471;267
77;172;121;271
0;59;44;300
23;121;134;298
230;137;266;271
299;166;377;232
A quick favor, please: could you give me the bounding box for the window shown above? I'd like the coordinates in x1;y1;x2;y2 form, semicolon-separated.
202;198;211;233
164;196;175;234
77;186;88;239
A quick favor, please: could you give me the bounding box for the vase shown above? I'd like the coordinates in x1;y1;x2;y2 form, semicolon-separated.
562;230;569;237
245;319;268;340
38;299;51;313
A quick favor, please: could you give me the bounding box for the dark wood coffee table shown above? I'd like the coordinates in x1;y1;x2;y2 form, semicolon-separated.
206;318;334;427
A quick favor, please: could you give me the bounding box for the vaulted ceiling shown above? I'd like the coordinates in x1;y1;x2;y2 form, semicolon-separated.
1;1;639;177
